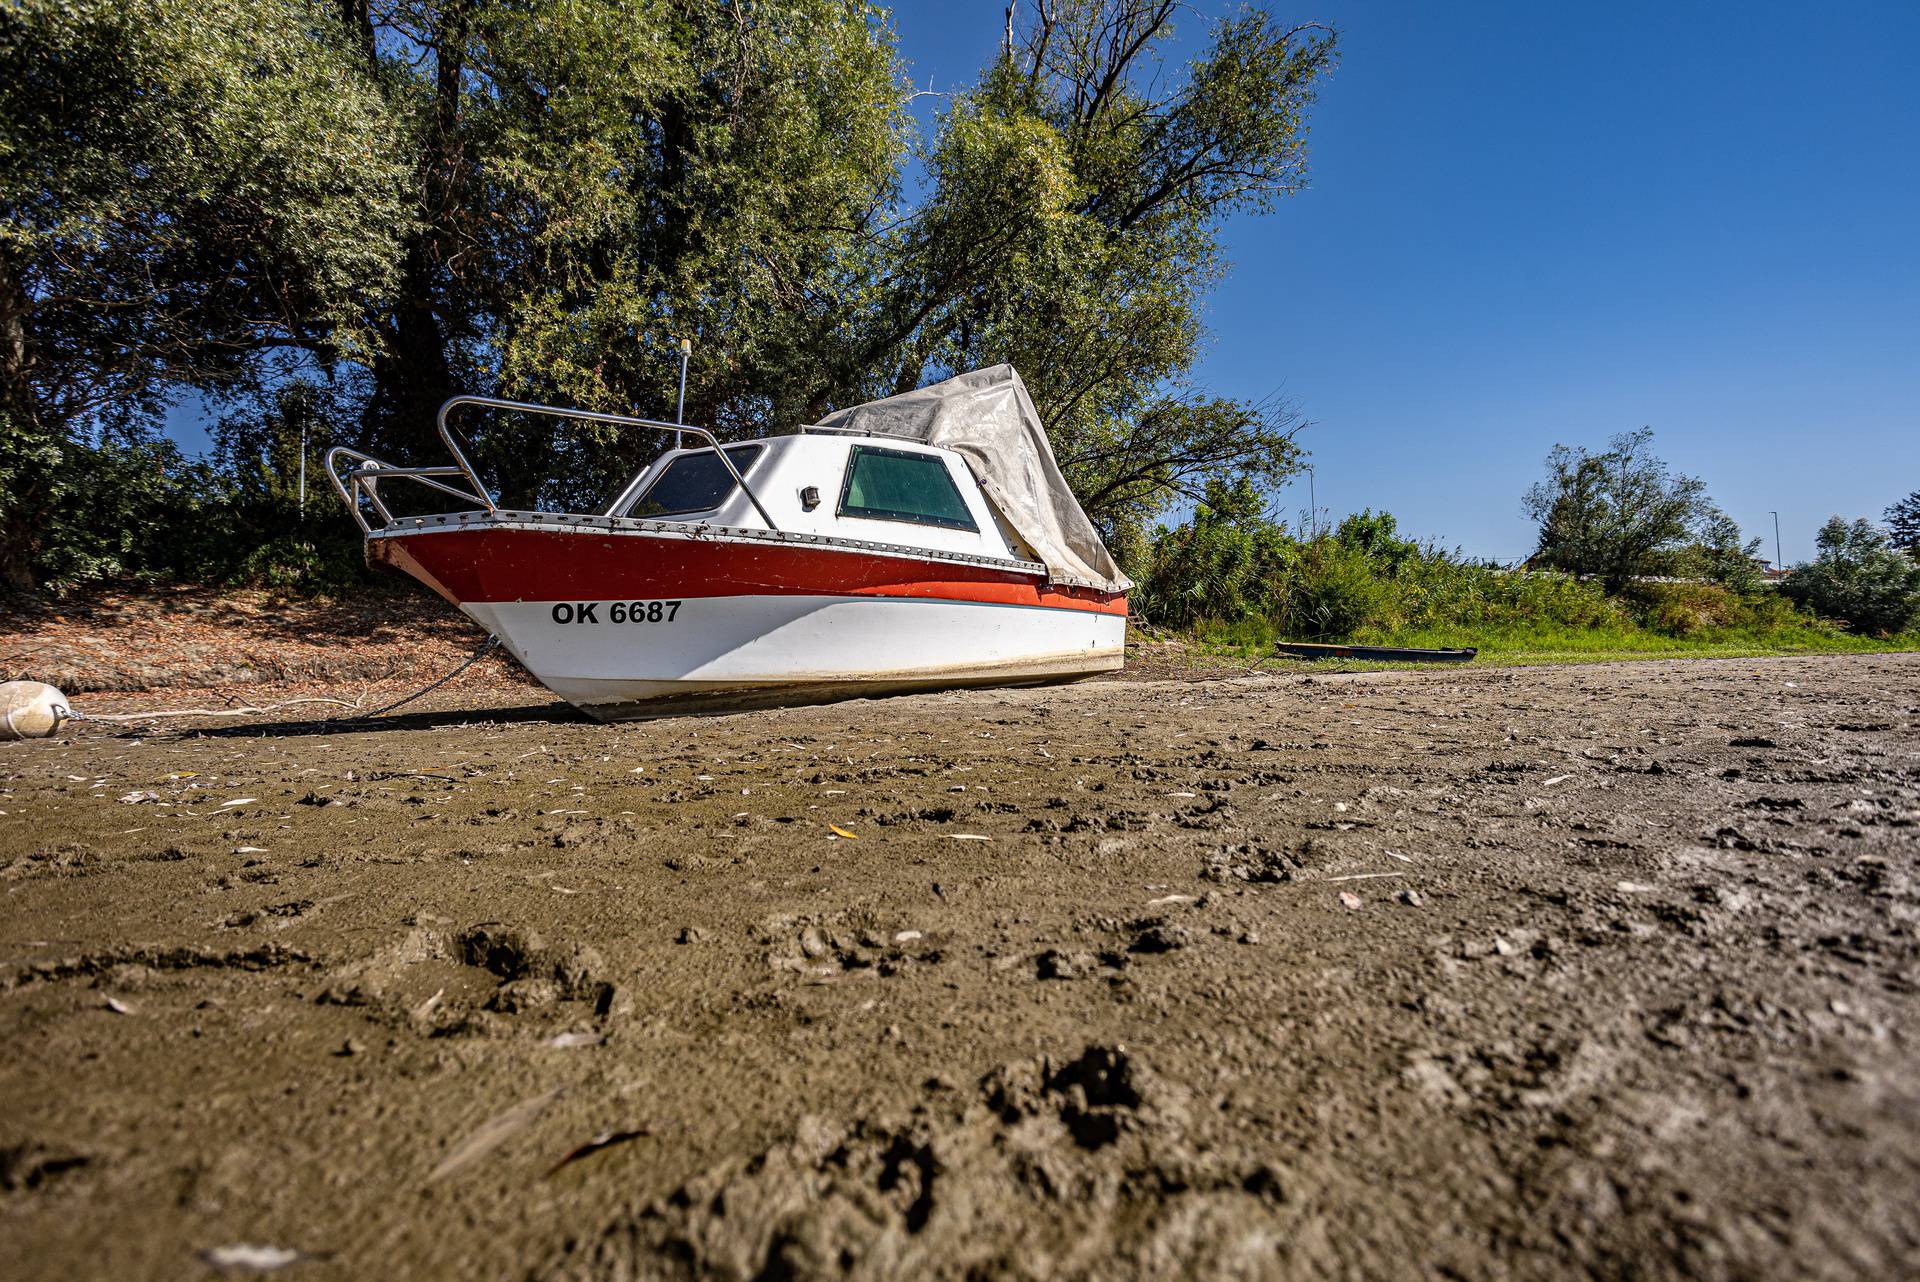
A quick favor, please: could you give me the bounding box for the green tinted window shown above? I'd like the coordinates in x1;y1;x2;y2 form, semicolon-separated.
838;445;977;532
631;445;763;518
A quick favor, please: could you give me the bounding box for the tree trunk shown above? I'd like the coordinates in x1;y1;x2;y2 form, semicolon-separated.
361;244;454;465
0;247;46;591
0;249;28;418
358;5;465;467
339;0;376;70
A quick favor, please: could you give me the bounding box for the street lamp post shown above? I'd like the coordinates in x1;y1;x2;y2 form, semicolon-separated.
1769;510;1782;573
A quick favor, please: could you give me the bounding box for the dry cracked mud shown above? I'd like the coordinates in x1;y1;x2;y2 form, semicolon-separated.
2;653;1917;1280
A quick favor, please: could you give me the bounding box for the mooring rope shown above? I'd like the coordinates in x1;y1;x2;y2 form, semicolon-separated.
341;635;502;721
62;635;502;729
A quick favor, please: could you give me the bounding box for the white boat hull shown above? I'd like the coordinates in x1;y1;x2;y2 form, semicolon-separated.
462;593;1126;719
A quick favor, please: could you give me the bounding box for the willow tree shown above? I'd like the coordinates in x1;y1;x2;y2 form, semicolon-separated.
4;0;1337;586
1524;428;1718;592
855;0;1338;547
314;0;904;509
334;0;1334;533
0;0;410;587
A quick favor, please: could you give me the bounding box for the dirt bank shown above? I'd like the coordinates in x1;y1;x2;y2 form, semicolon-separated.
0;584;532;694
2;654;1916;1280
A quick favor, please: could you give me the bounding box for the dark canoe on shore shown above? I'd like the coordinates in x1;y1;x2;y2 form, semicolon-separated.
1273;642;1478;663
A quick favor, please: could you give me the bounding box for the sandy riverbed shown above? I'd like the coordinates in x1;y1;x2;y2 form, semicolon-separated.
2;654;1916;1279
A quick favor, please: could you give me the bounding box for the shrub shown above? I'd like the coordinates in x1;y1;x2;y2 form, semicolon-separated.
1331;508;1418;570
1132;500;1881;654
1781;518;1920;636
1132;478;1290;629
8;420;375;598
16;423;216;593
1392;558;1621;634
1271;539;1394;640
1620;582;1746;637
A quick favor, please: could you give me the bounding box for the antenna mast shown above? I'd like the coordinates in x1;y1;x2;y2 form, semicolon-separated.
674;337;691;451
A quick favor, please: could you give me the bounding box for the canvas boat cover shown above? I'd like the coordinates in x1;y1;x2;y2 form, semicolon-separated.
815;364;1132;593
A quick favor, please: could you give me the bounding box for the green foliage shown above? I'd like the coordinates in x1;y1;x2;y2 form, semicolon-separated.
886;4;1331;542
1136;486;1626;642
1781;517;1920;636
1131;478;1291;629
1268;539;1390;640
1523;428;1722;592
1615;581;1804;639
1683;506;1766;594
2;0;1335;587
475;0;1331;532
0;0;411;586
212;524;371;595
211;379;352;507
8;412;371;596
3;416;195;593
1332;509;1418;570
1383;556;1620;637
327;0;1330;535
1886;490;1920;556
470;0;909;505
1135;499;1889;659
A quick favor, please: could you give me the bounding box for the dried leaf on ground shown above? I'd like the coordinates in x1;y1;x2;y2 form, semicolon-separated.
427;1088;563;1183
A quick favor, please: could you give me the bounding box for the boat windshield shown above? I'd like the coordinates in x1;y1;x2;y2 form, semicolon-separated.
629;445;764;519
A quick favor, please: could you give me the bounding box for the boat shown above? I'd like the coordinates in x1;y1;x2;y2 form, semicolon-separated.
1272;642;1477;663
325;365;1130;719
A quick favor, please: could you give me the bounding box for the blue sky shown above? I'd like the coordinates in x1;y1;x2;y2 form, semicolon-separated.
885;0;1920;563
167;1;1919;564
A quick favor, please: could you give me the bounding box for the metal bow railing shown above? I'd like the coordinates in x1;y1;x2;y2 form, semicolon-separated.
325;394;777;532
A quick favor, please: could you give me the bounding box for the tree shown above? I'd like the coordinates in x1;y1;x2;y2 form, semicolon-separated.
0;0;410;588
339;0;907;501
1885;490;1920;556
1781;517;1920;636
4;0;1337;587
855;1;1332;542
1523;428;1716;593
1;0;908;577
364;0;1330;534
1688;505;1765;594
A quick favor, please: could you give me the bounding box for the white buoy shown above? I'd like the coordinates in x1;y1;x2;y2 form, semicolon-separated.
0;681;71;740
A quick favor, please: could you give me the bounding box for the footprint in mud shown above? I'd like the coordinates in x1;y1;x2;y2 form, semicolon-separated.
457;924;612;1014
761;914;940;979
534;1045;1296;1282
314;925;451;1009
0;1142;93;1195
1199;842;1305;884
7;943;314;993
857;806;957;827
310;923;612;1025
1;843;102;880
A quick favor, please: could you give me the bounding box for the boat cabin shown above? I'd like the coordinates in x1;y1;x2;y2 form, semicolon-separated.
603;432;1040;565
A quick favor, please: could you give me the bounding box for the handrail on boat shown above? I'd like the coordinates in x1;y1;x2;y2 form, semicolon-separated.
324;394;779;534
322;447;491;532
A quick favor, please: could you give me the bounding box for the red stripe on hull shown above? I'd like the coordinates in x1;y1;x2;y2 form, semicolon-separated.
371;527;1128;616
